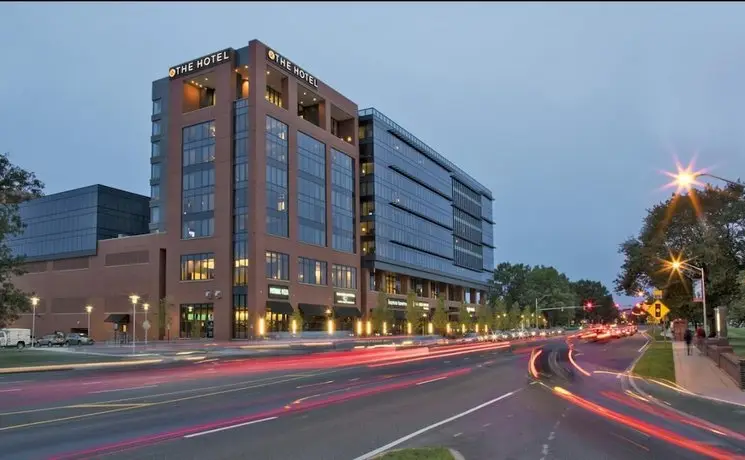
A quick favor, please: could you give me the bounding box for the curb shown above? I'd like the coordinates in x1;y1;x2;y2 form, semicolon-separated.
0;358;165;375
371;448;465;460
450;448;466;460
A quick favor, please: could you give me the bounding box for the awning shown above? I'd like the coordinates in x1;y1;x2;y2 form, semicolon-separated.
299;303;329;318
104;314;130;324
266;301;294;315
392;309;406;320
333;306;361;318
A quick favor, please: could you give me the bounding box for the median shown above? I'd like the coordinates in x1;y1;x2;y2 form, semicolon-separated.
633;333;676;383
375;447;462;460
0;349;163;374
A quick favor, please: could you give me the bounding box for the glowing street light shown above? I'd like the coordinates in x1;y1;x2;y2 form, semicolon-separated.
666;257;708;335
85;305;93;337
142;303;150;346
30;296;39;346
665;160;740;194
129;294;139;354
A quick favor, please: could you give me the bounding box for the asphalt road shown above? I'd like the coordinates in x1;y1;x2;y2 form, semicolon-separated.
1;333;744;460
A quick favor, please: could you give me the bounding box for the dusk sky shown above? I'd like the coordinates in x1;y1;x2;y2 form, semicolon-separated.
3;3;745;306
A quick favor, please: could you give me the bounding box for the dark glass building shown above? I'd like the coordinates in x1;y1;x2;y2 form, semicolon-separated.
9;185;150;262
358;108;495;329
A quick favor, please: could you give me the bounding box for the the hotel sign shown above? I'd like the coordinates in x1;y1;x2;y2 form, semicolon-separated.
415;301;430;309
169;49;232;79
266;48;319;88
387;298;407;308
334;292;357;306
268;284;290;300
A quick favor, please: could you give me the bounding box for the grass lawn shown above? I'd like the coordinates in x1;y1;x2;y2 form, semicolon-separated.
633;337;676;383
729;328;745;357
0;349;131;369
376;448;454;460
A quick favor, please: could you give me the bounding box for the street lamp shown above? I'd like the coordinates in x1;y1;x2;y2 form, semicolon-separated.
30;296;39;346
142;303;149;346
670;164;741;192
667;258;708;336
85;305;93;337
129;294;139;354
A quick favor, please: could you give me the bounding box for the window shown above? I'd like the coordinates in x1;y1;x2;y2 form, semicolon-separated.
265;86;282;108
180;253;215;281
152;120;161;136
182;217;214;239
234;241;248;286
331;149;355;253
150;185;160;200
265;116;289;237
152;99;162;115
332;264;357;289
182;169;215;213
298;257;327;285
151;163;161;180
385;273;401;295
182;121;216;167
151;142;160;158
297;132;326;246
233;294;250;339
265;251;289;280
150;206;160;224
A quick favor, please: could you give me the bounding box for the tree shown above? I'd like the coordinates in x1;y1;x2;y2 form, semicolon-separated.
572;280;617;324
491;298;507;330
616;183;745;325
476;304;491;331
490;262;532;307
458;302;473;332
432;295;448;335
508;302;522;329
371;293;392;333
0;153;44;327
157;297;175;340
405;291;420;334
291;308;304;334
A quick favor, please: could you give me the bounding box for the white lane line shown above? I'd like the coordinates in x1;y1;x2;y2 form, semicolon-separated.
296;380;333;389
0;380;31;385
415;376;447;386
82;381;103;386
0;388;21;393
90;385;158;394
183;416;278;439
348;378;360;382
352;389;521;460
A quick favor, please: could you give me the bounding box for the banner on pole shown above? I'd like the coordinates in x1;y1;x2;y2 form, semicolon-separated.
692;279;703;303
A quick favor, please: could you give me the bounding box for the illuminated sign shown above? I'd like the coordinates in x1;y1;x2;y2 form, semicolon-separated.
415;301;430;309
387;298;407;308
169;49;232;79
266;48;319;88
268;285;289;300
334;292;356;305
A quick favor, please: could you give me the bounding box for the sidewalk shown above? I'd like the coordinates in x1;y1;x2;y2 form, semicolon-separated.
672;341;745;405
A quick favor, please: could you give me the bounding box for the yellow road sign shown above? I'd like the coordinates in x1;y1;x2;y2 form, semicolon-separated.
644;301;670;320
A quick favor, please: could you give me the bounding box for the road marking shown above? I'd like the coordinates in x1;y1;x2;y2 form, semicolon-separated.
453;432;462;437
611;432;649;451
68;403;153;408
348;378;360;382
90;385;158;394
0;388;21;393
352;389;521;460
296;380;333;389
82;381;103;386
0;380;31;385
183;416;278;438
444;361;451;364
416;376;447;386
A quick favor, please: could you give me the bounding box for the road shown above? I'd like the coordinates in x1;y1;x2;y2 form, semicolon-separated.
1;333;744;459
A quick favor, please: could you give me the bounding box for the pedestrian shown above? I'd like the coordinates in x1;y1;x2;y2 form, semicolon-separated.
683;328;693;356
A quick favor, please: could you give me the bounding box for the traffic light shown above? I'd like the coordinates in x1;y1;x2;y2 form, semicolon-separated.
654;303;661;318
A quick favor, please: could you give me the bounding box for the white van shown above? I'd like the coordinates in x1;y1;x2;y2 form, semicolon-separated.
0;328;31;349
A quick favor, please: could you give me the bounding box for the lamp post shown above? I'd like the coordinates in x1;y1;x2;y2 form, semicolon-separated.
535;294;549;329
85;305;93;338
673;169;741;190
129;294;139;354
669;259;708;336
143;303;149;346
30;296;39;347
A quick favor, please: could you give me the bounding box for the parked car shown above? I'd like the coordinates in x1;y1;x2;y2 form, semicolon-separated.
36;333;66;347
65;333;94;346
